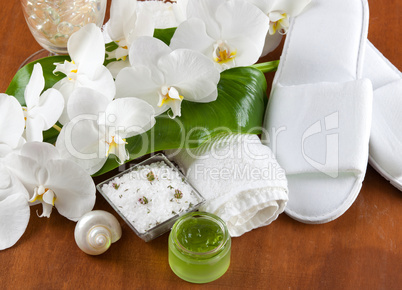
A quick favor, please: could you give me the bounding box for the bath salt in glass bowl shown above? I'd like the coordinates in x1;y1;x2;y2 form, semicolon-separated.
96;153;206;242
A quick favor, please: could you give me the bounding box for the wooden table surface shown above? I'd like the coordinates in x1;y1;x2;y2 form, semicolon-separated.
0;0;401;289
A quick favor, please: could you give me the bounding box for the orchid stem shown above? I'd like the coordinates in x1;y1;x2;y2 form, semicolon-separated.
52;124;62;132
251;60;280;73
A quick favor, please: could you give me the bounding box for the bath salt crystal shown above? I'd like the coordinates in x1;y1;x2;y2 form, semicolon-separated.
101;161;202;233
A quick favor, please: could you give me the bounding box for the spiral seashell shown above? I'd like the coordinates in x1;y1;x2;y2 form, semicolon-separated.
75;210;122;255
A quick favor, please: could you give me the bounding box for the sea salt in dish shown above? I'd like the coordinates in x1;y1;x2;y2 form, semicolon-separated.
97;154;205;241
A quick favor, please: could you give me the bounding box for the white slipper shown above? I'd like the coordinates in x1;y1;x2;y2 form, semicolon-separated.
363;41;402;190
262;0;373;224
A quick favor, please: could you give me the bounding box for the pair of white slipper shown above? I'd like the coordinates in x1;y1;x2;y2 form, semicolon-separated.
263;0;401;224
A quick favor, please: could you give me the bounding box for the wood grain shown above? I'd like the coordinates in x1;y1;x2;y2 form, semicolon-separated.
0;0;401;289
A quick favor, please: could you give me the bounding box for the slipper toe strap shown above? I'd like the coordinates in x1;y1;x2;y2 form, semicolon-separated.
265;79;373;178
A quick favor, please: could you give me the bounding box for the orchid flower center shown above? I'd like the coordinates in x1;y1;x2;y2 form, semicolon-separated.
115;39;129;61
157;86;184;118
66;60;78;81
268;12;289;35
29;185;56;218
213;40;237;64
158;86;183;107
22;107;28;126
105;133;128;163
53;60;79;82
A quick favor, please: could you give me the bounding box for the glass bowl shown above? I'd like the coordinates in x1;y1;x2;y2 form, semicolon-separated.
21;0;107;54
96;153;205;242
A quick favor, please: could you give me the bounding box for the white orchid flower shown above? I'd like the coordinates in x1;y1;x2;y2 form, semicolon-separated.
136;0;186;29
105;0;155;77
22;63;64;142
53;23;115;125
56;87;156;175
115;36;220;118
0;94;25;157
3;142;96;221
172;0;189;24
246;0;311;55
0;163;30;250
169;0;270;72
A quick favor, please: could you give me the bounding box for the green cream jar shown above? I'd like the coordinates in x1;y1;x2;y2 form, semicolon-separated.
168;212;231;283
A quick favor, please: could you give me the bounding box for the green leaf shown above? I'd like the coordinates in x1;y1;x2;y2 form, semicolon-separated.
153;27;177;45
251;60;280;73
94;66;267;176
105;41;119;52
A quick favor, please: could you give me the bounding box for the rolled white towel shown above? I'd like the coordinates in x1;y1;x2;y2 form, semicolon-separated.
166;134;288;237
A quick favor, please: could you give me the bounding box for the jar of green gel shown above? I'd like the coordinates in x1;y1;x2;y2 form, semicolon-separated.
168;212;231;283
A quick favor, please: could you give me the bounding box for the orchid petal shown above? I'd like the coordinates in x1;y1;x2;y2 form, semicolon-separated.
3;154;40;199
246;0;275;14
107;0;137;40
75;66;116;101
122;10;138;44
20;142;61;166
53;79;74;125
106;59;131;78
129;36;172;68
125;6;155;44
0;168;11;194
137;1;178;29
271;0;311;16
0;138;25;161
0;145;12;158
25;117;45;142
56;119;106;175
186;0;225;39
0;94;25;150
172;0;188;23
24;63;44;110
68;24;105;76
115;66;163;112
104;98;156;138
67;87;110;120
160;49;219;102
0;193;30;250
169;18;215;57
0;163;29;201
46;159;96;221
30;88;64;130
102;22;112;43
226;37;261;68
